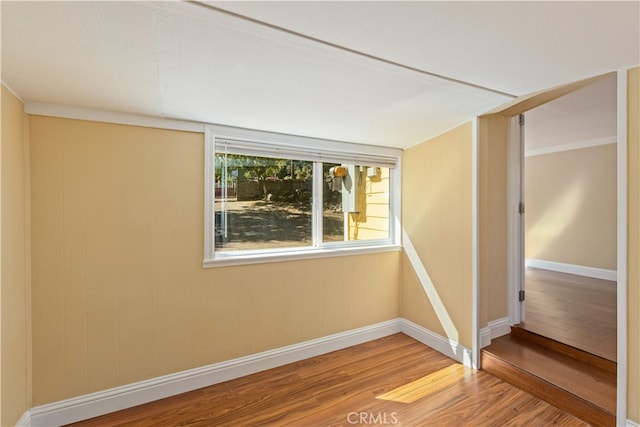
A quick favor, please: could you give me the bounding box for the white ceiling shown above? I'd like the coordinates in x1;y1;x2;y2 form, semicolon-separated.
525;74;617;151
1;1;638;149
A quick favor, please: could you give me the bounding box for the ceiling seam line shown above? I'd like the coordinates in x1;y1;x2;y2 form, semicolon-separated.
187;0;517;99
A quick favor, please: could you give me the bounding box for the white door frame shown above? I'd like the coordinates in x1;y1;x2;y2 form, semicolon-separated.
615;69;628;425
505;70;628;424
507;114;525;326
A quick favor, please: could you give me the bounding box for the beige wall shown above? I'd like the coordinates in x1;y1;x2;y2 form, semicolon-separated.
28;115;401;405
401;123;473;348
525;144;617;270
628;66;639;424
478;114;509;326
1;86;31;425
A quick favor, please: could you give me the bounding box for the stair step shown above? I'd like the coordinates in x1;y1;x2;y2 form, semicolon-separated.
482;333;616;427
511;325;616;373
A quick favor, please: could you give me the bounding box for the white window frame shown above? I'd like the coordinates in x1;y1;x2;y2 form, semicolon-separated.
204;124;402;267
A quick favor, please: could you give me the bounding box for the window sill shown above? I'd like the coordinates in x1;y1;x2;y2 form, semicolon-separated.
203;244;402;268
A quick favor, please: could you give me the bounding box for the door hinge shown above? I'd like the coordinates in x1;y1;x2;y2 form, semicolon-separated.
519;290;525;302
519;114;525;126
518;202;525;214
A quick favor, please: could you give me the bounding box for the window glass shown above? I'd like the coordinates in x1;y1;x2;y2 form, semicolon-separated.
215;153;313;252
323;163;390;243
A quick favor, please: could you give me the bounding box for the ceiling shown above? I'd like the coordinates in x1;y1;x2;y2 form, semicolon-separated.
1;1;638;149
525;74;617;152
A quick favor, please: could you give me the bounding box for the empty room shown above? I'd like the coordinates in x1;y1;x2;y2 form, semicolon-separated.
1;2;639;426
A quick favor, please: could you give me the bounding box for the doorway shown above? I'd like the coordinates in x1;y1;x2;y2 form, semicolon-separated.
514;74;618;362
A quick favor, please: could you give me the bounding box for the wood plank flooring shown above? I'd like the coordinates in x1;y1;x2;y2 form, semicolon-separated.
522;267;617;361
482;332;616;427
68;334;587;427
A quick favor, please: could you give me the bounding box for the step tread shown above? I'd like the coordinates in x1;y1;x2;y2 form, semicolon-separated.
483;334;616;414
511;325;616;373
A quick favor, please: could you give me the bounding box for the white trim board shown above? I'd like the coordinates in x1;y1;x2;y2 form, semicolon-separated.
25;102;206;133
479;317;511;349
1;80;25;102
401;319;473;368
525;258;617;282
615;68;628;427
507;114;525;326
20;318;468;427
524;136;616;157
471;118;480;370
15;411;31;427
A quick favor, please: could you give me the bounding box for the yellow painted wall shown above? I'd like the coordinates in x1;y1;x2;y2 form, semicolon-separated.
401;123;473;348
627;66;639;424
28;115;401;405
347;167;390;240
1;85;31;425
525;144;617;270
478;115;509;326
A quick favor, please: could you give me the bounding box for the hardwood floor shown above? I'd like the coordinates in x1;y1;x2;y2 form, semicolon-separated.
522;267;617;361
482;330;616;427
68;334;587;427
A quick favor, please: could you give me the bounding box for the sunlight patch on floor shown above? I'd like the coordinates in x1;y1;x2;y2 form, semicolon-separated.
375;364;471;404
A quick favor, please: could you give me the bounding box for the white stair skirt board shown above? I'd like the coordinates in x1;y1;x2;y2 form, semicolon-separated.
479;317;511;348
525;258;617;282
23;318;472;427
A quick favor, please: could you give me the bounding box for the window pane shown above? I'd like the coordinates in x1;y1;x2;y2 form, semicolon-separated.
323;163;345;242
323;163;390;242
215;153;313;252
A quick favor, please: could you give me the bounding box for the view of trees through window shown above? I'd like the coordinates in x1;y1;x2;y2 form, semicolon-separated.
214;153;388;251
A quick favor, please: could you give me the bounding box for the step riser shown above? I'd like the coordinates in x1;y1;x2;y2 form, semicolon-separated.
481;351;615;427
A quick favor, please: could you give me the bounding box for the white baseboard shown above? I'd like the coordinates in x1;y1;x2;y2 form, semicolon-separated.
525;258;617;281
627;419;639;427
479;317;511;348
15;411;31;427
27;319;403;426
21;318;474;426
401;319;473;368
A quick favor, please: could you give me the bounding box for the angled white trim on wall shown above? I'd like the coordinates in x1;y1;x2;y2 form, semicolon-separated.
19;318;471;427
524;136;616;157
401;229;470;365
525;258;617;281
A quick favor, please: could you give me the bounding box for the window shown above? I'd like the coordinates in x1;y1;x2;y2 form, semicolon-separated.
204;125;401;267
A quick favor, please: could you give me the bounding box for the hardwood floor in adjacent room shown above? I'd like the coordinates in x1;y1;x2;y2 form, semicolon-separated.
68;334;587;427
522;267;617;361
